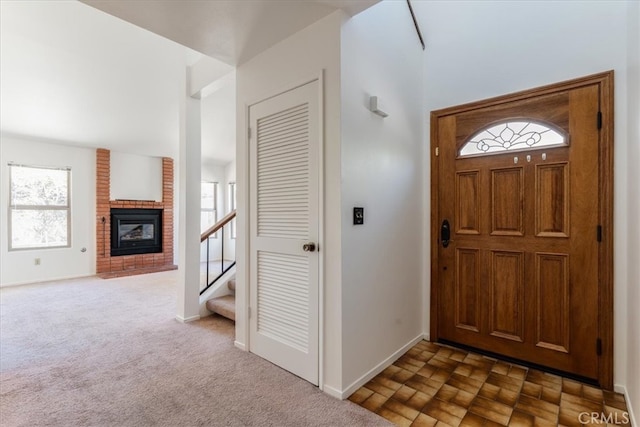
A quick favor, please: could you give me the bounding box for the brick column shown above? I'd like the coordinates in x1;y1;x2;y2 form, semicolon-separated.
95;149;176;278
96;149;111;274
162;157;174;266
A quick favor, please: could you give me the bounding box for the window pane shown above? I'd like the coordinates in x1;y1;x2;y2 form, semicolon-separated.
11;209;68;248
201;182;216;210
201;210;217;234
459;121;567;157
229;182;236;239
11;166;68;206
229;182;236;210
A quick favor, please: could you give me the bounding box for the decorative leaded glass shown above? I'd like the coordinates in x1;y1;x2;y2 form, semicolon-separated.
459;121;567;157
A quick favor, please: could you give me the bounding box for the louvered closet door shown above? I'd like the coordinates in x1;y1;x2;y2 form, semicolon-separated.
248;80;320;385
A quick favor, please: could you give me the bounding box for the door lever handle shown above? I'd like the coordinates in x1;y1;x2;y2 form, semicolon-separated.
303;242;316;252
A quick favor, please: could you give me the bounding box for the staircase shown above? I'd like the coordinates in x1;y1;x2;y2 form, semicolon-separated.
206;278;235;321
199;210;237;319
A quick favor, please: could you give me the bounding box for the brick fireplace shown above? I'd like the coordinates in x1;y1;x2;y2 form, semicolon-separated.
96;148;176;278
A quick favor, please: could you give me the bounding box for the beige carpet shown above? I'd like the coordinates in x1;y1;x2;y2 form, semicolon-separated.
0;272;390;427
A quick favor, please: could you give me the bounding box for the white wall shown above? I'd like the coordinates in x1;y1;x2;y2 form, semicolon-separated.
625;0;640;421
235;10;345;392
0;136;95;286
340;1;424;391
188;55;233;98
415;0;631;396
110;150;162;201
201;81;237;165
0;0;192;160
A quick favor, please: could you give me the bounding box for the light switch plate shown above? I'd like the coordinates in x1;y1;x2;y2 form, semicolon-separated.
353;207;364;225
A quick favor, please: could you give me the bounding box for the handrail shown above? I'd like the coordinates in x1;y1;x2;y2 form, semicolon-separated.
200;209;237;295
201;210;236;242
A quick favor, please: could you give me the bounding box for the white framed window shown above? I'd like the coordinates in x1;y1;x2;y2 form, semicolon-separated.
8;163;71;250
201;181;218;237
228;182;236;239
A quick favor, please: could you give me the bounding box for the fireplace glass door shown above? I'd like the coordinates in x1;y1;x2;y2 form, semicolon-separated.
111;209;162;256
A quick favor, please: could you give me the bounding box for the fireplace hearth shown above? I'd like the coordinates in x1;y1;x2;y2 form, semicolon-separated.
110;208;162;256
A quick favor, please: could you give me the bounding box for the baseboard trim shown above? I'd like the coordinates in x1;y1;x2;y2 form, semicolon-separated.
423;333;430;341
322;384;343;400
175;314;200;323
234;341;247;351
614;384;636;427
338;333;425;400
0;274;95;288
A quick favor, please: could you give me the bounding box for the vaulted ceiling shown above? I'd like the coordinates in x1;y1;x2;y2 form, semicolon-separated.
81;0;379;65
0;0;378;162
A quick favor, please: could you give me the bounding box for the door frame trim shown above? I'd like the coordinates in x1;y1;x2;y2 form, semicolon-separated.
429;71;614;389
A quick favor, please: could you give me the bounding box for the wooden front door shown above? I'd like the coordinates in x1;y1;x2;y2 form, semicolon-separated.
430;72;613;388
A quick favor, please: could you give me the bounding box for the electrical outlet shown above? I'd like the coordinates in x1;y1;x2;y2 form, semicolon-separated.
34;258;41;266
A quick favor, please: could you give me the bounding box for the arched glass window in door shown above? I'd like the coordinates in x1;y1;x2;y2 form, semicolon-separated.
459;120;568;157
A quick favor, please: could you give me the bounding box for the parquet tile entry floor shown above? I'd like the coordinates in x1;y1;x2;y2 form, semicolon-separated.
349;341;630;426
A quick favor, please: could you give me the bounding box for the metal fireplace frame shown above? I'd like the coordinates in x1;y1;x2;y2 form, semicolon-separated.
110;208;162;256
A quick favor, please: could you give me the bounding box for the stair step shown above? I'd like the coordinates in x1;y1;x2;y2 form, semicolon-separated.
227;279;236;292
206;295;235;321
